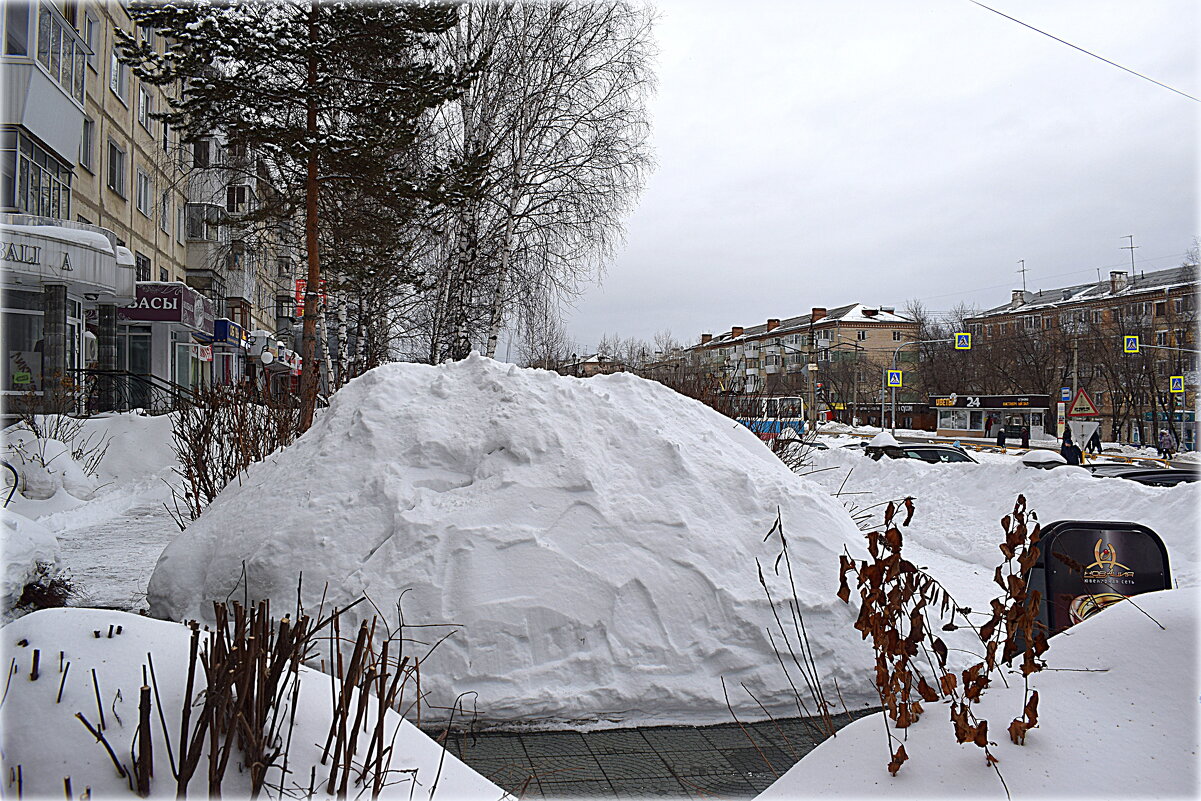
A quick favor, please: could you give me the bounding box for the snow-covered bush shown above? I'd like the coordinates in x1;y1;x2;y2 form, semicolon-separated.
1;508;65;620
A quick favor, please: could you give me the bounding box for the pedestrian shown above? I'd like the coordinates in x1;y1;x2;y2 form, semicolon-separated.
996;426;1007;449
984;416;994;438
1020;425;1030;448
1158;429;1175;460
1087;428;1102;455
1063;440;1083;466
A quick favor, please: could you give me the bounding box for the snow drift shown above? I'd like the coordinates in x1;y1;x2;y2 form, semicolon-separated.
149;355;873;725
1;508;60;614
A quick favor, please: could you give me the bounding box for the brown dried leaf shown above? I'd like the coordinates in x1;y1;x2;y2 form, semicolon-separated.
884;526;903;553
932;637;948;668
1008;718;1028;745
1024;690;1039;728
973;719;989;747
887;744;908;776
902;497;915;526
939;672;957;696
837;571;851;604
917;676;939;702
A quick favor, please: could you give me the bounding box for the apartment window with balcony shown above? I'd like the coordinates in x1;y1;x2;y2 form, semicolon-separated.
108;45;128;103
134;251;150;282
135;167;152;217
9;130;73;218
5;3;29;54
35;4;85;103
137;86;154;133
185;202;223;241
225;184;255;214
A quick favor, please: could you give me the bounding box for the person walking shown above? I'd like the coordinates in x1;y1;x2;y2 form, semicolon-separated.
1158;429;1176;460
985;416;994;438
996;425;1007;449
1063;440;1083;466
1087;428;1102;455
1020;425;1030;448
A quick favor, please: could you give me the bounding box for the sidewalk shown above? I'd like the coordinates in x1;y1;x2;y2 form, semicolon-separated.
434;709;877;798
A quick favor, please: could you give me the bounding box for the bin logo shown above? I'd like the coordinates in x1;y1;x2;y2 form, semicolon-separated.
886;370;903;388
1170;375;1184;393
954;332;971;350
1123;336;1139;354
1084;537;1133;582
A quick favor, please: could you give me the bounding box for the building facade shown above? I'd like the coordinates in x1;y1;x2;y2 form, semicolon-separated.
965;267;1198;448
2;1;299;413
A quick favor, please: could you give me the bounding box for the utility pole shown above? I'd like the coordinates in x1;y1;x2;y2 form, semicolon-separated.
807;362;818;436
1017;259;1028;292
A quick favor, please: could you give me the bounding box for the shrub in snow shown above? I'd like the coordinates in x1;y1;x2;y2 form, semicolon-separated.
3;428;100;501
1;509;62;616
150;355;873;725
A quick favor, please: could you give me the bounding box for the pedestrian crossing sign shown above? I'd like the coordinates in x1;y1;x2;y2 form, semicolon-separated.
1170;375;1185;393
955;332;971;350
1124;336;1140;354
887;370;903;388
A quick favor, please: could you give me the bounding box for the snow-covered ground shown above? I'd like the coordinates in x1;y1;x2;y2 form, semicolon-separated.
1;607;505;799
761;587;1199;798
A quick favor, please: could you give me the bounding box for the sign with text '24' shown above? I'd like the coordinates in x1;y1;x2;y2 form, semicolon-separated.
887;370;903;388
954;332;971;349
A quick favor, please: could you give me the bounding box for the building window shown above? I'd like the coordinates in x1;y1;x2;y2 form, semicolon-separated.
276;257;290;277
225;184;254;214
35;4;85;103
109;45;128;103
856;330;867;341
5;3;29;55
135;167;152;217
107;139;126;196
83;11;98;69
1092;310;1102;324
892;330;902;341
176;204;185;244
159;190;170;232
185;202;222;240
1156;331;1168;347
134;251;150;282
161;121;170;154
78;116;95;171
986;325;994;337
159;266;168;282
137;86;154;132
9;130;73;218
192;139;210;168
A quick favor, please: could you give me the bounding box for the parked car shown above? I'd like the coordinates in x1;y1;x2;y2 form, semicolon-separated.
1085;464;1199;486
866;443;978;464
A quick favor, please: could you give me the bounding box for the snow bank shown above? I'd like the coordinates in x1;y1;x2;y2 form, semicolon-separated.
149;356;873;725
3;429;98;501
798;448;1200;613
760;587;1199;798
1;508;59;612
0;608;504;799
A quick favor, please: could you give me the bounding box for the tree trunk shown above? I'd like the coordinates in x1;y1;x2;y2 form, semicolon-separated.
299;0;321;432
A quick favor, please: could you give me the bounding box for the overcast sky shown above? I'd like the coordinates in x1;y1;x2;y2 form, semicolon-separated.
560;0;1198;352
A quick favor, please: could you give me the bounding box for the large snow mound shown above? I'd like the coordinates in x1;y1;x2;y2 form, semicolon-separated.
761;587;1199;798
1;508;60;613
149;356;872;725
0;607;503;799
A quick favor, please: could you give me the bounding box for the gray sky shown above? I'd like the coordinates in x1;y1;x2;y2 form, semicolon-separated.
562;0;1198;352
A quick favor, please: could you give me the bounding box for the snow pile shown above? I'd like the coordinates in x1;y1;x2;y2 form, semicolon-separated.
0;608;503;799
798;448;1200;612
3;428;99;502
761;587;1199;798
1;509;60;613
149;355;874;725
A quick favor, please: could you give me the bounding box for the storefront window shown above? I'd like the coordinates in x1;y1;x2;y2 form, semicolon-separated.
3;310;43;391
969;410;983;430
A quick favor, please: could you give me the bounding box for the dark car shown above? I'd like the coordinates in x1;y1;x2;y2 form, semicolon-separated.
866;443;978;463
1084;464;1199;486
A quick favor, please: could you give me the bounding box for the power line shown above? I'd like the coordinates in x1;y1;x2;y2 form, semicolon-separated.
968;0;1199;103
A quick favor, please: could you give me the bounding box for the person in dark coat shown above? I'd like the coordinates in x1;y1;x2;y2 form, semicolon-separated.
1087;428;1102;454
1020;425;1030;448
996;426;1007;448
1063;441;1083;465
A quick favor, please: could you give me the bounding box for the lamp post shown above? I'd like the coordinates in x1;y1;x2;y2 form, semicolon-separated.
885;337;958;434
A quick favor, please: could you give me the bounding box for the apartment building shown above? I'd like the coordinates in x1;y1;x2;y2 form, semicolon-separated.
680;303;923;426
2;1;298;409
965;266;1198;447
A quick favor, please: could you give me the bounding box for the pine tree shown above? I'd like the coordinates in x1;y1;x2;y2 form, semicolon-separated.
121;1;473;429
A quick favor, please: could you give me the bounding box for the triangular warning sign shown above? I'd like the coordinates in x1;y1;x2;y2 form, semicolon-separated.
1067;388;1100;417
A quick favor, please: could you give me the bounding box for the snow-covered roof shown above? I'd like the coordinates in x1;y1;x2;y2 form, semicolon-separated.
971;264;1198;318
692;302;915;350
1;223;114;254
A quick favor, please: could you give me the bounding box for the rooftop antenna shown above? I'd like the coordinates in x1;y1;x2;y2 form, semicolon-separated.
1121;234;1138;272
1017;259;1028;292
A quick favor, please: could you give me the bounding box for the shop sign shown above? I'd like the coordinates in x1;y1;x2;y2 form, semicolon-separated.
930;394;1050;410
213;319;249;348
3;243;42;265
119;284;212;333
1030;521;1169;637
294;279;327;318
192;344;213;362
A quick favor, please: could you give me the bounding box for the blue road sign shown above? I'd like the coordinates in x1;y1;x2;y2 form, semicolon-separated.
1124;336;1140;354
887;370;903;388
1170;376;1185;393
954;332;971;350
1060;386;1071;402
